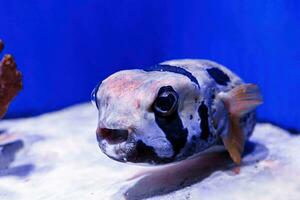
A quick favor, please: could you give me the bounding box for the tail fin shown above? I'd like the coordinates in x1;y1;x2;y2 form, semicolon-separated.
220;84;263;164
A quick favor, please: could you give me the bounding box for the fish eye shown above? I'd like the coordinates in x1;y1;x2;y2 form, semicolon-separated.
153;86;178;116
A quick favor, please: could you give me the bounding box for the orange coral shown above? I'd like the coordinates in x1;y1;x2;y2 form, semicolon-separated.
0;40;22;118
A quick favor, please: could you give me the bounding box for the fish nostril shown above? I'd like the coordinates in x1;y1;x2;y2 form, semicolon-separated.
97;128;129;145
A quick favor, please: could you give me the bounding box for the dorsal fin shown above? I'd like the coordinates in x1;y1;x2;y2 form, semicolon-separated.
220;84;263;164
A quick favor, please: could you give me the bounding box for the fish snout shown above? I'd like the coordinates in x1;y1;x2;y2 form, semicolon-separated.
96;127;129;145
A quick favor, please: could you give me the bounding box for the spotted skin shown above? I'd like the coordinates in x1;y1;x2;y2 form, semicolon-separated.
154;107;188;156
126;140;172;164
144;64;200;88
206;67;231;86
92;59;258;165
198;101;210;140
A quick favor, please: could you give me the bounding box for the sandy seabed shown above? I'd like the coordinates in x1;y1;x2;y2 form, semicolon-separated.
0;103;299;200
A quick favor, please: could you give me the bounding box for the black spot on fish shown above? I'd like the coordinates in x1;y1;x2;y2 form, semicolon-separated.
143;64;200;88
126;140;173;164
153;86;188;156
134;140;159;163
189;115;193;120
198;101;211;140
206;67;230;86
211;93;215;99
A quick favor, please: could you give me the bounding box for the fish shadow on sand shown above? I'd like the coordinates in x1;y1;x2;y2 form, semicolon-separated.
0;136;34;177
118;141;268;200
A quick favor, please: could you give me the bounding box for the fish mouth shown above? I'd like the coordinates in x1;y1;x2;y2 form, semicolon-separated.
96;128;175;165
96;127;129;145
96;127;134;162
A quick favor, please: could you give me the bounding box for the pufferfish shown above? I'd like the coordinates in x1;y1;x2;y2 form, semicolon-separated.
91;59;263;165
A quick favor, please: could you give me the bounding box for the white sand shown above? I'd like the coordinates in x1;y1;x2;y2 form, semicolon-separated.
0;103;299;200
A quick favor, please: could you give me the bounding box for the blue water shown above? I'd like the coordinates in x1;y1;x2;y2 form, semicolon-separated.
0;0;299;130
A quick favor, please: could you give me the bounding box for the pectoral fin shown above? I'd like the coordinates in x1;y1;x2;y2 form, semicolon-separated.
220;84;263;164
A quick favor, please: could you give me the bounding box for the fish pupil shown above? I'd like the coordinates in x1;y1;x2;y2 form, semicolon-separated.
153;86;178;116
155;94;176;112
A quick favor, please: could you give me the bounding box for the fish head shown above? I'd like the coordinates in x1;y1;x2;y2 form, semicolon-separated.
91;68;202;165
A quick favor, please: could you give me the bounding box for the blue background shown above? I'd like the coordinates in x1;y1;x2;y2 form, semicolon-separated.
0;0;299;131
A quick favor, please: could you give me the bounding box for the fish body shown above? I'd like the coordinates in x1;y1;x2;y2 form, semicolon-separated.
92;59;262;165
